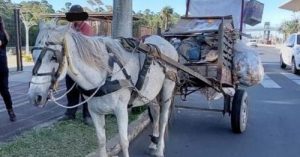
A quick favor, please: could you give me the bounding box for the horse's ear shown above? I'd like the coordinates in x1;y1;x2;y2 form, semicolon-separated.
50;18;60;25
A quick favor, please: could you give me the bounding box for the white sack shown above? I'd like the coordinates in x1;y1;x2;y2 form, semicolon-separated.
233;40;264;86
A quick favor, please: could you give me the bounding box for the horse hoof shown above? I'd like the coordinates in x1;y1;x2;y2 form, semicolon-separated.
148;149;164;157
148;144;157;151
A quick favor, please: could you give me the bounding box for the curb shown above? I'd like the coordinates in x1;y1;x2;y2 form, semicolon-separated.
0;115;63;144
86;111;150;157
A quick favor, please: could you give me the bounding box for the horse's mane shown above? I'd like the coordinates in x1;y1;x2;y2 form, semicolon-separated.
70;32;112;72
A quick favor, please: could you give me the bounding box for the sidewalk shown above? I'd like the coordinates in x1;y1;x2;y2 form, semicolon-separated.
0;55;66;142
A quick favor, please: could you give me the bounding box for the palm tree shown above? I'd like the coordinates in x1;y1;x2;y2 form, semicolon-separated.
160;6;173;30
279;19;300;39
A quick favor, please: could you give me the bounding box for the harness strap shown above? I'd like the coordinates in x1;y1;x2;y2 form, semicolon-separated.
78;45;134;97
78;79;132;97
107;46;132;81
135;55;153;90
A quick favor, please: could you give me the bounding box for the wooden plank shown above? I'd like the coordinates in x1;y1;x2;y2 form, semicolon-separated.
160;54;216;87
137;43;220;91
188;65;218;78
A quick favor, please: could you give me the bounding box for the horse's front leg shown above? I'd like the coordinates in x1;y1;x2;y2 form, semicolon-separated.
153;79;176;157
115;105;129;157
89;111;108;157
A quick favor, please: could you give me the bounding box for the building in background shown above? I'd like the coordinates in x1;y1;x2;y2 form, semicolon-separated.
42;13;152;38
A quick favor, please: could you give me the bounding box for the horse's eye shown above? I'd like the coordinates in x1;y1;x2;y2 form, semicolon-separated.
50;55;57;61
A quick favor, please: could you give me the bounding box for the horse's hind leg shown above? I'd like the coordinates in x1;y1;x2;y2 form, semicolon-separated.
148;99;160;151
89;111;108;157
152;79;176;157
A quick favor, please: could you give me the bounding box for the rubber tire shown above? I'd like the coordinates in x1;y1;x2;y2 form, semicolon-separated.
231;89;248;134
291;58;300;74
280;55;287;69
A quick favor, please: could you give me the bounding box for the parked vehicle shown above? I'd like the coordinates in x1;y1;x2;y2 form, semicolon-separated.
247;39;258;47
280;33;300;74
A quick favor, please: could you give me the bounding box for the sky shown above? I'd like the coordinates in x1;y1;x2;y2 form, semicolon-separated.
11;0;300;28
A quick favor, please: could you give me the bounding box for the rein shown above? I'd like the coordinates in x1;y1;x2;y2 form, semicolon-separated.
31;36;161;109
49;79;105;109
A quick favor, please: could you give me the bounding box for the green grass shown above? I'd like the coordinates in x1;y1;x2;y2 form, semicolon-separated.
22;54;33;62
0;111;142;157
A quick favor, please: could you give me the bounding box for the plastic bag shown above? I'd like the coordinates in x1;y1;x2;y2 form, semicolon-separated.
233;40;264;86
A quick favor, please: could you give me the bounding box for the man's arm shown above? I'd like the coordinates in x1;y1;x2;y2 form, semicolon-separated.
0;33;8;48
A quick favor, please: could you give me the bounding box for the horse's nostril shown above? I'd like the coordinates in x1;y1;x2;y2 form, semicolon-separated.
35;95;43;104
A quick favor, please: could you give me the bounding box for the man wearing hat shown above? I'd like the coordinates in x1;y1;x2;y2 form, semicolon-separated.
62;5;94;125
66;5;94;36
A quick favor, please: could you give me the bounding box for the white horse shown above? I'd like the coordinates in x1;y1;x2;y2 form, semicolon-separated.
27;21;178;157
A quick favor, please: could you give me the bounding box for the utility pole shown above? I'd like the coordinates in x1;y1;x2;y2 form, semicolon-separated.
14;8;23;71
112;0;132;38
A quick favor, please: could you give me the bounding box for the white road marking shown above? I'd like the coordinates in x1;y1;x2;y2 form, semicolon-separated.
282;73;300;85
260;74;281;88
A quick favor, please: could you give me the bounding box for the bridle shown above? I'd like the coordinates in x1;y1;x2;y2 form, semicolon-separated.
30;40;106;109
30;41;65;90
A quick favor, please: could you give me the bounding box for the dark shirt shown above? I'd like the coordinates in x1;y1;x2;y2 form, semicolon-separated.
0;32;9;73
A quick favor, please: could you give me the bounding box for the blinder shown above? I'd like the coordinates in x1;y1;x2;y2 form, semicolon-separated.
30;41;65;90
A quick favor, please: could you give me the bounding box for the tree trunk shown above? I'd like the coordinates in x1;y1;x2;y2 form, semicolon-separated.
25;25;30;54
165;16;169;30
112;0;132;38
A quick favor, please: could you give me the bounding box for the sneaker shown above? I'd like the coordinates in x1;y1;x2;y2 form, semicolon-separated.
8;109;16;122
83;117;93;126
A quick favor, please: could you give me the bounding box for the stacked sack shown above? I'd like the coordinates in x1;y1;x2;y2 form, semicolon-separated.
233;40;264;86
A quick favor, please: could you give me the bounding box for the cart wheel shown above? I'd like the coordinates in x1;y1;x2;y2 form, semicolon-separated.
231;89;248;133
280;55;286;69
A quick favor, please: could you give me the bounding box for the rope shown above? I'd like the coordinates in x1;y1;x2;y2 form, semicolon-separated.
50;83;76;101
49;79;105;109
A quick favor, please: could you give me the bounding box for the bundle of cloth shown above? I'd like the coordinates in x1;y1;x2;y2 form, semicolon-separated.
176;36;219;63
233;40;264;87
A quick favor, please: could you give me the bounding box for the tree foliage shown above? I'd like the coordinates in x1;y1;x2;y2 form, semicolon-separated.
20;0;55;27
0;0;180;47
279;19;300;39
19;0;54;52
160;6;173;30
0;0;20;46
133;7;180;34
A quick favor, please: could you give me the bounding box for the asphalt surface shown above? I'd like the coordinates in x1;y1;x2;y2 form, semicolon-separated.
0;66;66;142
121;46;300;157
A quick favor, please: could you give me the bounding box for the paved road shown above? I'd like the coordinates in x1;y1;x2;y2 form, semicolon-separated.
122;46;300;157
0;66;66;142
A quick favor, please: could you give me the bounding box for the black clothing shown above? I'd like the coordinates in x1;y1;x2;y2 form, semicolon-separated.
0;31;15;121
65;75;91;118
0;73;12;110
0;32;9;73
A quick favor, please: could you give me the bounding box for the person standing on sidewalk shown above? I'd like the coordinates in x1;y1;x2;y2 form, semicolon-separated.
61;5;94;125
0;16;16;122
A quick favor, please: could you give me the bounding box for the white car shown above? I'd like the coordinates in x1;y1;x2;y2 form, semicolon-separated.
247;39;258;47
280;33;300;74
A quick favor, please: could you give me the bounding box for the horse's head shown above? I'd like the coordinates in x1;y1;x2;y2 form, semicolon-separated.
28;20;70;107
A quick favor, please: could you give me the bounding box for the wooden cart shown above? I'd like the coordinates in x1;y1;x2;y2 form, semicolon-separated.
161;15;248;133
